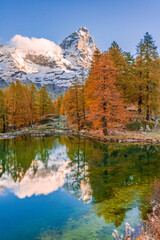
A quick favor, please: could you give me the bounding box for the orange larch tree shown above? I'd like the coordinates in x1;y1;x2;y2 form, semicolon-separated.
64;77;82;131
2;81;53;132
5;81;32;129
29;83;39;123
85;52;129;136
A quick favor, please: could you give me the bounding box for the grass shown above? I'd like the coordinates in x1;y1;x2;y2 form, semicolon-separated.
146;132;160;139
126;121;155;131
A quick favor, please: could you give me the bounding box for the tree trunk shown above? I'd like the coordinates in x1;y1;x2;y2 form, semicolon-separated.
75;88;81;131
138;72;142;113
82;88;86;128
138;96;142;113
146;105;150;121
82;101;86;125
138;85;142;113
103;127;108;136
102;115;108;136
77;111;81;131
146;75;150;120
102;76;108;136
2;114;5;133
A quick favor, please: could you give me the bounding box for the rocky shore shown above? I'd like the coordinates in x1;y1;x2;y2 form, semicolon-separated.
1;114;160;144
72;130;160;145
0;128;69;140
1;127;160;146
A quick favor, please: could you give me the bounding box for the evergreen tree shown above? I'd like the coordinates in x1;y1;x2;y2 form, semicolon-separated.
109;41;125;70
109;42;135;101
136;32;160;120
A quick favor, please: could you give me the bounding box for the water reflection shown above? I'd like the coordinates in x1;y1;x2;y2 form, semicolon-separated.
0;135;160;239
60;136;160;226
0;159;72;198
0;136;92;202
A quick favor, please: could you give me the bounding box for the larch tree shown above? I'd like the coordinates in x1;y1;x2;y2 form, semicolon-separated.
12;81;31;128
1;81;54;132
78;68;87;128
53;94;64;115
5;82;17;129
64;77;82;131
29;83;39;123
0;89;6;132
85;53;129;136
0;81;55;133
38;86;52;116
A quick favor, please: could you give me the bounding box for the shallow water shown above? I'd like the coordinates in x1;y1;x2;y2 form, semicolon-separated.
0;135;160;240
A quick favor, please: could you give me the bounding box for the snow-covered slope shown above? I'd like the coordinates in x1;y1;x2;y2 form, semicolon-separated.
0;27;96;96
60;27;95;68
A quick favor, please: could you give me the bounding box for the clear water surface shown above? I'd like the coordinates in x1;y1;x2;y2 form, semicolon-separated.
0;135;160;240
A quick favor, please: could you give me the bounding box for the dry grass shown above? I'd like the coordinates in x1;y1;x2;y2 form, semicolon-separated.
135;179;160;240
112;179;160;240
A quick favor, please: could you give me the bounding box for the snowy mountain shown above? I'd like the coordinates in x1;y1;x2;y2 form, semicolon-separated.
0;27;96;97
60;27;95;68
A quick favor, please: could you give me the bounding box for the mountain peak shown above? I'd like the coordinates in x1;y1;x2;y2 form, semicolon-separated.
0;28;96;96
78;27;89;34
60;27;96;68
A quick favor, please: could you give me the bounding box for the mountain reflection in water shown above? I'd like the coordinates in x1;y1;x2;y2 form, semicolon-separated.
0;135;160;239
0;138;92;202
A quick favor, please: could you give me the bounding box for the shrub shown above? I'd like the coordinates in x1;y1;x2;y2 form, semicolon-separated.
126;121;155;131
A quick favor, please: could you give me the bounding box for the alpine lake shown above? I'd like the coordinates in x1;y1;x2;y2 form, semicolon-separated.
0;134;160;240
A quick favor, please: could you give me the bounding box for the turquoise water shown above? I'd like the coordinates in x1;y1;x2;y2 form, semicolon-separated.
0;135;160;239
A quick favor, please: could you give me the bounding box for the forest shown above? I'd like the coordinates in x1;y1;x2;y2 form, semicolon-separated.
54;32;160;136
0;82;53;132
0;32;160;136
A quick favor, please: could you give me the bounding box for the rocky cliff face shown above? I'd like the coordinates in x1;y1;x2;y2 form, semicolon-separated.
60;27;95;68
0;27;96;97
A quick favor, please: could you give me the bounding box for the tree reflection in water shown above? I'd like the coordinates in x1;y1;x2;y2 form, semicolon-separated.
0;135;160;228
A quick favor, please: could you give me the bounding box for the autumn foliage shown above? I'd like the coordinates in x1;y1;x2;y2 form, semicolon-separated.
86;51;129;135
1;32;160;136
0;82;53;132
62;33;160;135
63;50;129;135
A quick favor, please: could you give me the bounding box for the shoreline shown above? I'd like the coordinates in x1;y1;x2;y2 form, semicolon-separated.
1;128;160;145
0;128;68;140
72;131;160;144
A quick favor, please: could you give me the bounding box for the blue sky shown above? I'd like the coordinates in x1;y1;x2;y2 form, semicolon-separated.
0;0;160;54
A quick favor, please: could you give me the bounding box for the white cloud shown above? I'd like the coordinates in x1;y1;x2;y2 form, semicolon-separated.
10;35;62;58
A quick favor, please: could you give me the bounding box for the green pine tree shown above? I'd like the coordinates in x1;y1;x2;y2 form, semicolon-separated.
136;32;160;120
